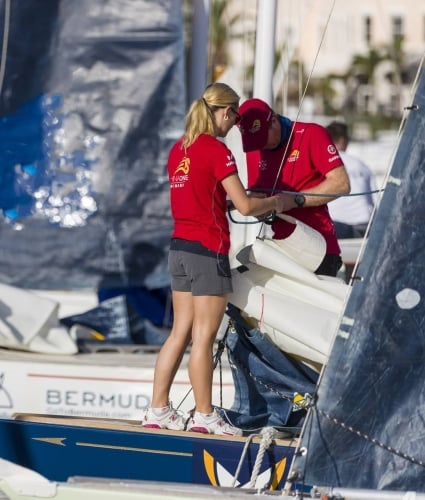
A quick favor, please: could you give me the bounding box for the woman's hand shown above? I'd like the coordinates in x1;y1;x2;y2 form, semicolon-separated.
273;193;297;213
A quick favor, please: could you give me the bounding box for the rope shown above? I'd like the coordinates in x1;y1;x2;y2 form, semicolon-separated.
248;187;383;198
227;345;294;405
231;427;278;489
268;0;337;197
227;185;384;225
246;426;277;489
250;0;337;242
316;407;425;469
293;0;337;123
231;433;257;487
227;185;382;225
175;317;231;411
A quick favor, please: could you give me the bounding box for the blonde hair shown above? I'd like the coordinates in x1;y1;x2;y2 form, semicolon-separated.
182;82;240;148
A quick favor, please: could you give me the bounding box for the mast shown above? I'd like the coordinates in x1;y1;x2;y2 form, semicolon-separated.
253;0;277;105
188;0;210;104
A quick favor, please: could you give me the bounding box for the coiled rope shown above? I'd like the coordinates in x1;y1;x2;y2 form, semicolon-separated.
231;426;279;489
247;426;278;489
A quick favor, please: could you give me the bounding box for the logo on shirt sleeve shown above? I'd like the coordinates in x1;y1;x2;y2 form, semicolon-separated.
226;154;236;167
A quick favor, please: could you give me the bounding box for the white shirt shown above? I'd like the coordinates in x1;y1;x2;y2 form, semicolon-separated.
328;150;377;226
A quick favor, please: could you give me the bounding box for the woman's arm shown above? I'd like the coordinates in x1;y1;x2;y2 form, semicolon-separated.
222;173;294;216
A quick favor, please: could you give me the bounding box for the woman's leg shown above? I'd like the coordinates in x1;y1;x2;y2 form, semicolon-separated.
189;294;227;414
150;290;193;408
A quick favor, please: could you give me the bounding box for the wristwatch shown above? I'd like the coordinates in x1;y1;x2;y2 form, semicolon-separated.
294;193;305;207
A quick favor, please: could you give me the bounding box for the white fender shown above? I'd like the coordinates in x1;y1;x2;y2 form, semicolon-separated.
0;283;78;354
229;265;344;365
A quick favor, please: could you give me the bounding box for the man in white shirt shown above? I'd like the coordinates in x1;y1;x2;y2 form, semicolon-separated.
326;121;377;239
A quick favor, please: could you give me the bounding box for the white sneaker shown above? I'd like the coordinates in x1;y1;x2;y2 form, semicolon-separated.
142;403;187;431
187;408;242;436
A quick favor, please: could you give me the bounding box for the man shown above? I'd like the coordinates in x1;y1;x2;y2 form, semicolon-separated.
326;121;377;239
238;98;350;277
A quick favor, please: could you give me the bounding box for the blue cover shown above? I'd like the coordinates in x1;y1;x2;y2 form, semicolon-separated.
292;65;425;491
0;0;185;289
225;306;318;432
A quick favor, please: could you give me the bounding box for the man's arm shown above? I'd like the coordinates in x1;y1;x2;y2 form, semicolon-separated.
301;166;350;207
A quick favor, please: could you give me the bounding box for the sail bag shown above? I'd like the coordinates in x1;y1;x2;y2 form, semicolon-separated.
225;307;318;431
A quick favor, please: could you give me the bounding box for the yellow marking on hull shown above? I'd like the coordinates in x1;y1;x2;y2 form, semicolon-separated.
203;450;218;486
203;449;287;490
269;457;287;490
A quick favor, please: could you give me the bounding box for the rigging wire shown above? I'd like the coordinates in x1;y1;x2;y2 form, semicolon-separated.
227;187;383;225
377;49;425;194
272;0;337;187
0;0;11;98
249;187;382;197
345;50;425;284
252;0;337;240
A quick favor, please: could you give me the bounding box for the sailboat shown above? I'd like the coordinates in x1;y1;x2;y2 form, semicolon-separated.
1;65;423;498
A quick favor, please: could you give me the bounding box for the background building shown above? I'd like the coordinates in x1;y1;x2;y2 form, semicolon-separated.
212;0;424;133
186;0;425;189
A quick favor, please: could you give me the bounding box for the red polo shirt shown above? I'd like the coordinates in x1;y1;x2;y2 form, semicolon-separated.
168;134;238;254
246;121;344;254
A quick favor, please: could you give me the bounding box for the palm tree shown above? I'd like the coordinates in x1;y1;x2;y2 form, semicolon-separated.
208;0;242;82
382;35;405;116
182;0;242;91
350;48;385;85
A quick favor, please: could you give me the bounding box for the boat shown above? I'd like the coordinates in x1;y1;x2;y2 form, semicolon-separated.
0;224;332;492
2;48;422;500
0;412;298;491
0;208;344;494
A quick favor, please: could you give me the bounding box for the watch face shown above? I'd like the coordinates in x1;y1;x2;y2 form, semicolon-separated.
295;194;305;207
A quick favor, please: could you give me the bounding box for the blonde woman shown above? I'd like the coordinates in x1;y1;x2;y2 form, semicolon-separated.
142;83;290;435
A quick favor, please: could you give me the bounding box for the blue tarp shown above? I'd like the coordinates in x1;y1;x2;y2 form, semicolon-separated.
0;0;185;289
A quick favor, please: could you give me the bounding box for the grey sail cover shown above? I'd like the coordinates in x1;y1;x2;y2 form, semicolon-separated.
0;0;185;289
292;64;425;491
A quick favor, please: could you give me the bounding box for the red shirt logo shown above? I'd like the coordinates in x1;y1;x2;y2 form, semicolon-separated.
174;156;190;175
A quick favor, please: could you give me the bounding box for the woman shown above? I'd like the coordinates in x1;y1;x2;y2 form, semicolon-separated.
142;83;288;436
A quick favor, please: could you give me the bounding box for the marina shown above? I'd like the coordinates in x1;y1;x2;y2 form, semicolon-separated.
1;0;425;498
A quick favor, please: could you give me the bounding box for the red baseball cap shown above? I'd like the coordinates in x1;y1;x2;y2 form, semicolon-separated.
238;98;273;152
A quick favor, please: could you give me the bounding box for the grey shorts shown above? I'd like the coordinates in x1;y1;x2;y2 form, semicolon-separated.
168;239;233;296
